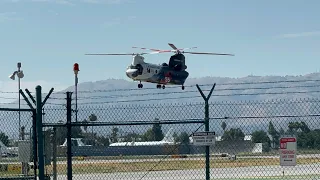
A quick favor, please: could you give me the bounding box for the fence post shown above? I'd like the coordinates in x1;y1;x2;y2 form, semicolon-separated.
32;109;38;179
66;91;73;180
52;127;57;180
36;85;45;179
196;83;216;180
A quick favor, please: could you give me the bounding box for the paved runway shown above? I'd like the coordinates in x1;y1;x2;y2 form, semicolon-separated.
54;163;320;180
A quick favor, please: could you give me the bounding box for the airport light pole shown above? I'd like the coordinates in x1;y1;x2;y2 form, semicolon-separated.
73;63;79;122
9;62;24;140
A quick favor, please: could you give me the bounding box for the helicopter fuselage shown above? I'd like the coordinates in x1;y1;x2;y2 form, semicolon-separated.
125;54;189;89
85;43;233;90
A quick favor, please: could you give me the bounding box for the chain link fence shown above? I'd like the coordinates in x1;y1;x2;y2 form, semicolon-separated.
0;108;35;179
39;97;320;180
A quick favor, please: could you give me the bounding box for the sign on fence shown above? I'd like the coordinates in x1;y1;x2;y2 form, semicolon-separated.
192;131;215;146
279;137;297;166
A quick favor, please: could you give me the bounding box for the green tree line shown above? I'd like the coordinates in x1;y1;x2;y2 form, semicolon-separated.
42;115;190;146
220;120;320;152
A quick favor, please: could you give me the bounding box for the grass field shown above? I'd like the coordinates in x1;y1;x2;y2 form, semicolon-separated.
1;157;320;177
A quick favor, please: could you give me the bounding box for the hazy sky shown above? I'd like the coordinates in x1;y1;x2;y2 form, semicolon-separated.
1;0;320;95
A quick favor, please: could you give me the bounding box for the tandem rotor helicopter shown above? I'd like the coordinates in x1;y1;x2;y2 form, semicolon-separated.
85;43;234;90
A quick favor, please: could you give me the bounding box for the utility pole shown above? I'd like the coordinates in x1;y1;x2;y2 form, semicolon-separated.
196;83;216;180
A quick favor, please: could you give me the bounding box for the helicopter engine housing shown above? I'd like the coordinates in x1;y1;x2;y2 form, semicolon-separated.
169;54;187;71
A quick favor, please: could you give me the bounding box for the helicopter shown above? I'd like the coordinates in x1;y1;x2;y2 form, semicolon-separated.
85;43;234;90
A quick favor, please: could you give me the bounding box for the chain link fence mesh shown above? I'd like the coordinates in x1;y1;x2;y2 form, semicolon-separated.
0;108;34;178
40;97;320;179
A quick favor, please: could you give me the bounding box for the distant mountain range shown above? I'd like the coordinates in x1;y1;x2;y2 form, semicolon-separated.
2;72;320;140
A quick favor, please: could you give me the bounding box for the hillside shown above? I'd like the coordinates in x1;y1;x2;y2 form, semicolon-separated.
1;73;320;140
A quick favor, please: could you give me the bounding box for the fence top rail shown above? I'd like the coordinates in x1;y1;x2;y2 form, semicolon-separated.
42;119;205;127
0;108;34;112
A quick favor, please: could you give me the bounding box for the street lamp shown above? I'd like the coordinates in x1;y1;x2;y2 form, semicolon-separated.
9;62;24;140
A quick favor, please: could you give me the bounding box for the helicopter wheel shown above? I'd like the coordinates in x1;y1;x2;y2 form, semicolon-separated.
156;84;161;89
138;83;143;88
162;85;165;89
182;85;185;90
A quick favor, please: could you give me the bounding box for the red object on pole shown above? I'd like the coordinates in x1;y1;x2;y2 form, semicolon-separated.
73;63;79;75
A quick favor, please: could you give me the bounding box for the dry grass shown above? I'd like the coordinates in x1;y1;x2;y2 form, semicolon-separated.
47;157;320;174
1;157;320;176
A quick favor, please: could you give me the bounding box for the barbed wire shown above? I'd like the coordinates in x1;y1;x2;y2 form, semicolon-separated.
44;83;320;101
38;90;320;106
2;89;318;106
1;78;320;96
1;78;320;106
47;78;320;94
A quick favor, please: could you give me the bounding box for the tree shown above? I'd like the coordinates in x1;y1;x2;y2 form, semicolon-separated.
299;121;311;133
173;132;179;144
82;119;88;132
279;127;285;136
122;132;140;142
141;123;164;141
268;121;279;148
95;135;110;146
0;132;9;146
55;120;84;145
89;114;98;145
221;128;245;141
178;132;190;145
251;130;271;152
221;122;227;132
89;114;97;122
110;127;119;143
152;123;164;141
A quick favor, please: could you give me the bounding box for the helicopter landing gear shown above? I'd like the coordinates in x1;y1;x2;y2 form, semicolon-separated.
138;82;143;88
156;84;165;89
182;85;185;90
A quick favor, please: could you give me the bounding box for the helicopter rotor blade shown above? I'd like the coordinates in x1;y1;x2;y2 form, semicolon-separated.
85;51;162;56
132;46;173;53
85;53;136;56
132;45;197;53
183;51;235;56
168;43;178;50
132;46;166;52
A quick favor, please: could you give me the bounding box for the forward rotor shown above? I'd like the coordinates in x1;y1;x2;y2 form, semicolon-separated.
85;51;161;56
132;43;234;56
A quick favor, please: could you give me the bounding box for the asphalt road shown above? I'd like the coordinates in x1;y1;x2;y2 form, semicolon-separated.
54;163;320;180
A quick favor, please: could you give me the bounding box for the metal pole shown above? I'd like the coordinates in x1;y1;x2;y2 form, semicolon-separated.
73;63;79;122
36;85;45;180
52;127;57;180
204;100;210;180
32;110;38;179
196;83;216;180
75;75;78;122
17;62;22;140
66;91;73;180
18;76;21;139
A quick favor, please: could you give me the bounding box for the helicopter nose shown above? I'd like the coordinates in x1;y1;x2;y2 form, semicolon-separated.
126;69;138;78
